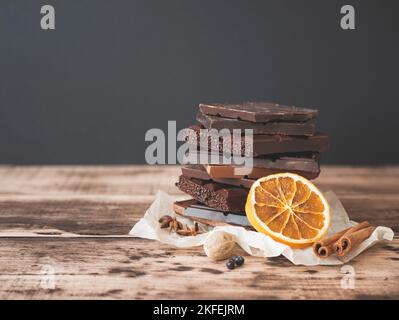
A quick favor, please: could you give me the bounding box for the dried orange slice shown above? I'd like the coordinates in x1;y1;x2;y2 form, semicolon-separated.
245;173;330;248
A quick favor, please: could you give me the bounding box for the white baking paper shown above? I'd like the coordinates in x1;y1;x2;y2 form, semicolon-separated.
129;190;394;265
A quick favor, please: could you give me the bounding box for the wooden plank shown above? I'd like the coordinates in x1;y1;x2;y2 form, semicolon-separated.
0;165;398;299
316;166;399;196
0;165;399;198
0;165;181;197
339;197;399;233
0;197;149;236
0;238;398;300
0;166;398;236
0;193;397;236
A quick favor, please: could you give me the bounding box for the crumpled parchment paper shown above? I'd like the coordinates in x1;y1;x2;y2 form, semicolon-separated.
129;190;394;265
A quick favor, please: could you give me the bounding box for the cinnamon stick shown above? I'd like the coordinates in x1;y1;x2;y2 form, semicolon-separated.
313;228;349;258
336;226;375;257
313;221;371;258
333;221;371;255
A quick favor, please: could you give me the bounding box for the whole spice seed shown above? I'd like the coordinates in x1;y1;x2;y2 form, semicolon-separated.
226;258;235;270
234;256;245;266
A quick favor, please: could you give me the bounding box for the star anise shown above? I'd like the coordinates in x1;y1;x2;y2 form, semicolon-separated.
158;215;183;232
158;216;203;236
176;222;202;236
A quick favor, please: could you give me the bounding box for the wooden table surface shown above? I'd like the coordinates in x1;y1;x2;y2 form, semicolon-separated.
0;165;398;299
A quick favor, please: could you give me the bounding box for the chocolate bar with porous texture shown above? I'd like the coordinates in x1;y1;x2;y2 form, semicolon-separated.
186;125;328;157
175;175;247;214
196;111;315;136
199;102;318;123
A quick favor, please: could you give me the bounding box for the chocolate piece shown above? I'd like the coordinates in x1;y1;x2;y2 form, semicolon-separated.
185;204;252;227
204;165;247;178
199;102;318;123
196;111;315;136
181;165;255;188
173;199;198;215
175;175;247;214
204;165;320;180
183;150;320;174
181;164;319;189
173;200;252;228
186;125;328;157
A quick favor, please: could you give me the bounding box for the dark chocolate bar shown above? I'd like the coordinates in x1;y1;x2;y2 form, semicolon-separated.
186;125;328;157
199;102;318;123
204;165;320;180
183;151;320;174
175;175;247;214
181;164;319;189
196;111;315;136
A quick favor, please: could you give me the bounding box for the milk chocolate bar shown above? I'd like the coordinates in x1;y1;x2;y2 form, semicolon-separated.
175;175;247;214
186;125;328;156
181;165;255;188
199;102;318;123
183;149;320;172
173;199;198;215
173;200;252;227
196;111;315;136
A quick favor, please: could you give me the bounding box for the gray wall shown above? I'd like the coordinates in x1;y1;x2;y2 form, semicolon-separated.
0;0;398;165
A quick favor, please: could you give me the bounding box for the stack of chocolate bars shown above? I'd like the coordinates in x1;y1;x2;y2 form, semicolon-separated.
174;102;328;228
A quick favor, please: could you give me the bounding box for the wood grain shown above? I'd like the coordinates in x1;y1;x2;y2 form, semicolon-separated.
0;238;398;300
0;165;398;299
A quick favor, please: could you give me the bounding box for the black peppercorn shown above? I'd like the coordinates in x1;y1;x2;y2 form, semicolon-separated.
234;256;245;266
226;258;235;270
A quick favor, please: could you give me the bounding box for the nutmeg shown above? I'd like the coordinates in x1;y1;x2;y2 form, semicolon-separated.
203;231;246;261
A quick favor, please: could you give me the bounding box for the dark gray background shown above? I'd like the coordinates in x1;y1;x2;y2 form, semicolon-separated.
0;0;398;165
